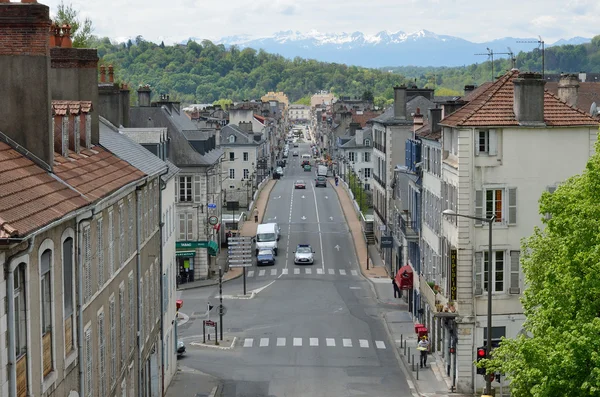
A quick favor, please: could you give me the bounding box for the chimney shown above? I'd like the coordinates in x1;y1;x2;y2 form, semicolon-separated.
108;64;114;83
429;107;443;134
463;85;475;96
99;64;106;82
513;72;546;125
557;73;579;107
138;85;152;107
0;0;54;169
393;85;407;119
349;122;360;136
120;84;130;127
413;107;424;130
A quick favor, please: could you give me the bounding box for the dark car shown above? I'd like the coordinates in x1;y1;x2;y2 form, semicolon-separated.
257;248;275;266
315;176;327;187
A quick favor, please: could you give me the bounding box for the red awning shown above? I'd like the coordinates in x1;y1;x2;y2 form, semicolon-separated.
395;265;414;290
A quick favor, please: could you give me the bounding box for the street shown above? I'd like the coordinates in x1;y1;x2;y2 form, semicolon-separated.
174;133;413;397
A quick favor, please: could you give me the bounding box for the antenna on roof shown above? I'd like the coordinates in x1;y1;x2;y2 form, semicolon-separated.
516;36;545;78
475;48;514;81
507;47;516;69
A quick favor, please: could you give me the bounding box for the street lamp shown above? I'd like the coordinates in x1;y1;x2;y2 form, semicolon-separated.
358;169;363;212
442;209;495;397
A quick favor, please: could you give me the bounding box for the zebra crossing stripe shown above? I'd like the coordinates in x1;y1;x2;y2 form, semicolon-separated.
317;268;324;274
339;269;347;275
243;338;253;347
241;337;388;350
247;270;255;277
343;338;352;347
306;268;312;274
282;269;288;275
326;338;336;347
328;269;335;275
270;269;277;276
293;338;302;346
351;270;358;276
294;268;300;275
277;338;286;347
310;338;319;346
259;270;265;277
359;339;369;348
260;338;269;347
376;341;386;349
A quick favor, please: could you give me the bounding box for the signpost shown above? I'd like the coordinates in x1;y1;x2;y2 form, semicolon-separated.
227;236;253;295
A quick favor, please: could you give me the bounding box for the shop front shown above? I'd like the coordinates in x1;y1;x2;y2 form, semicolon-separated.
176;241;219;285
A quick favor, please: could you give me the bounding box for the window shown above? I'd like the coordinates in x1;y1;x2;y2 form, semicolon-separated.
348;152;355;162
97;217;104;288
108;211;114;276
109;297;116;387
364;139;371;146
119;283;126;368
474;251;505;293
363;168;372;178
63;237;74;354
98;311;106;397
229;169;235;179
128;274;134;354
84;327;92;397
485;189;503;222
228;135;235;144
179;176;192;202
243;152;249;161
229;152;234;161
364;183;370;191
363;152;370;162
118;204;125;265
476;129;497;155
83;226;92;302
243;169;249;179
483;326;506;348
14;263;27;358
475;188;517;225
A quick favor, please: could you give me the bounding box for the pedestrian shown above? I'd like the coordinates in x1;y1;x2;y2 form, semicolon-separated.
253;208;259;223
418;336;430;368
392;277;402;298
335;176;339;186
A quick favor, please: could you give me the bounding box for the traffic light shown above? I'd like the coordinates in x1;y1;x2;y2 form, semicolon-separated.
476;346;487;375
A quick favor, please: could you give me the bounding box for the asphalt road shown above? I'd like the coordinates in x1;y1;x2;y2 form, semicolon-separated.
176;134;412;397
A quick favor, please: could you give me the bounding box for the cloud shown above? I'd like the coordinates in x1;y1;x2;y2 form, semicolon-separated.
280;5;299;15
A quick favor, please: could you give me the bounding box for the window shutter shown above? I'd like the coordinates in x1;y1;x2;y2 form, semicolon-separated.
108;211;114;276
423;146;429;172
186;213;193;240
508;188;517;225
119;286;126;366
85;328;92;397
474;190;483;225
84;226;92;302
109;298;116;385
175;178;179;203
488;129;497;155
545;186;557;220
474;131;480;155
128;199;134;257
97;217;104;288
98;311;106;397
179;213;186;240
194;174;201;203
474;252;483;295
509;251;521;294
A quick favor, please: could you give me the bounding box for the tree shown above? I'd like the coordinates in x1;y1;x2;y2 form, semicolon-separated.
486;139;600;396
361;90;374;102
294;96;310;105
213;99;233;109
54;1;94;48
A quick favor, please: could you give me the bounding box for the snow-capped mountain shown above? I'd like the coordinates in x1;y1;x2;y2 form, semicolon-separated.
184;30;591;68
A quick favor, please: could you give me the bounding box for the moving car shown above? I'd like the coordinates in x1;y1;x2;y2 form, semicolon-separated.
303;164;312;172
294;180;306;189
292;151;299;157
293;143;299;147
294;244;315;264
273;167;284;179
315;176;327;187
257;248;275;266
255;223;280;255
177;340;186;357
317;165;328;177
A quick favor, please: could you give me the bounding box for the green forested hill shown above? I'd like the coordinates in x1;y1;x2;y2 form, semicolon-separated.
95;36;600;105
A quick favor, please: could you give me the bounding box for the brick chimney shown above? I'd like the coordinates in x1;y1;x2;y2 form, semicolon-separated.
463;85;475;96
348;122;360;136
429;107;442;134
513;72;546;125
393;85;407;119
0;0;54;170
413;107;424;131
557;73;579;107
138;85;152;107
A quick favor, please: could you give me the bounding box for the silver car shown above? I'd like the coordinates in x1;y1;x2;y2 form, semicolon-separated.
294;244;315;264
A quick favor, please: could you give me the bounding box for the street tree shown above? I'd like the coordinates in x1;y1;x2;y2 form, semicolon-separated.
485;139;600;396
54;1;94;48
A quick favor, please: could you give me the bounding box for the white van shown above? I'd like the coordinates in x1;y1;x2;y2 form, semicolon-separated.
255;223;281;256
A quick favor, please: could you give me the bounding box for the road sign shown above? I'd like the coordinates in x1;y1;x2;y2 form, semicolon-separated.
208;203;217;209
228;236;253;267
208;216;219;225
228;236;252;241
227;241;252;246
205;320;216;327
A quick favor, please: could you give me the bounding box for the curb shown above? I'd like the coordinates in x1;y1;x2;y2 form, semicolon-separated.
190;336;238;350
176;270;244;291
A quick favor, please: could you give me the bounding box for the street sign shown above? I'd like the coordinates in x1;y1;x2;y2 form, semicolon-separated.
380;236;394;249
228;236;253;267
208;203;217;209
208;216;219;225
227;236;252;241
205;320;216;327
227;241;252;246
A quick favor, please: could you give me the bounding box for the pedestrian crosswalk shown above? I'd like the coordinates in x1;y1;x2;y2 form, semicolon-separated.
240;337;387;350
245;268;359;278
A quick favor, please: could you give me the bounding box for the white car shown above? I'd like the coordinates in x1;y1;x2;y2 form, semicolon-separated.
294;244;314;264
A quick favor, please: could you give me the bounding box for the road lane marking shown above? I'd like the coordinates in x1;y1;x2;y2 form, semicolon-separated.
282;269;288;275
271;269;277;276
343;339;352;347
328;269;335;275
317;268;324;274
243;338;253;347
247;270;255;277
294;268;300;275
351;270;358;276
376;341;386;349
306;268;312;274
259;270;265;277
260;338;269;347
359;339;369;348
311;178;325;272
326;338;336;347
277;338;286;347
310;338;319;346
339;269;347;275
293;338;302;346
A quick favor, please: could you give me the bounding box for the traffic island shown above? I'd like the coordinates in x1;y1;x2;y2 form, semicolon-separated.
189;335;237;350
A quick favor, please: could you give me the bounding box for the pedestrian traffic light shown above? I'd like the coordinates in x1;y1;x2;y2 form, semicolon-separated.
476;346;487;375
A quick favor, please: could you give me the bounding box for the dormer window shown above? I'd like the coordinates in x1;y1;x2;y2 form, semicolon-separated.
364;139;371;147
228;135;236;144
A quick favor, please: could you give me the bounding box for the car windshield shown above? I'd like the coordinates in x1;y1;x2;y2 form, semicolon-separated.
258;250;273;256
318;176;325;181
296;180;304;184
296;246;312;254
257;233;276;242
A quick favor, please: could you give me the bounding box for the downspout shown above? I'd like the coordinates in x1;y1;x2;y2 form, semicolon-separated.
157;167;169;396
136;179;148;396
5;237;35;397
77;210;95;395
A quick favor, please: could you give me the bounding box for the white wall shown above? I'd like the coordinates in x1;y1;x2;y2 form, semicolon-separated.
229;109;254;126
221;146;259;206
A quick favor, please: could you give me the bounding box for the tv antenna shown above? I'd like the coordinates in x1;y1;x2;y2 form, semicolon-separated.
516;36;545;78
475;48;514;81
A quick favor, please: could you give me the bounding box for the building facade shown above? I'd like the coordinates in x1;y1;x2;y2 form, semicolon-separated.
288;104;310;122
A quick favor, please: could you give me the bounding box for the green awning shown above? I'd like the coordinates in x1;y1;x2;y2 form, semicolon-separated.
208;240;219;256
176;251;196;258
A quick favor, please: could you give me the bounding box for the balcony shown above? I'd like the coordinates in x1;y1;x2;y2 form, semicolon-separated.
373;174;386;189
399;212;419;241
419;274;458;317
373;141;386;154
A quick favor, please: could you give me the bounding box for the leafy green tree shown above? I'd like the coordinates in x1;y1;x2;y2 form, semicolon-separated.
294;96;311;105
54;1;94;48
485;139;600;396
435;87;461;96
361;90;374;101
213;99;233;109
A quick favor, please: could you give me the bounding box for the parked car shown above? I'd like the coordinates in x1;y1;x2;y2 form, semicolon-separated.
294;180;306;189
177;340;186;357
294;244;315;264
257;248;275;266
273;167;284;179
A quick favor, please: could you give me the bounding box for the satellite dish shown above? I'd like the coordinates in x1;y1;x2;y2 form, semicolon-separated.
590;102;598;117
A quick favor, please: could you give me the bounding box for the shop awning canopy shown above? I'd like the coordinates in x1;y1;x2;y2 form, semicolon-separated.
395;265;414;290
208;240;219;256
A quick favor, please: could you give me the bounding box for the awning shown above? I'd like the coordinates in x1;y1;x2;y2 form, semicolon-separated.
176;251;196;258
395;265;414;290
208;240;219;256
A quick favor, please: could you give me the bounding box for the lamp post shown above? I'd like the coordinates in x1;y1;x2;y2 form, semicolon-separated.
358;169;363;212
442;209;495;397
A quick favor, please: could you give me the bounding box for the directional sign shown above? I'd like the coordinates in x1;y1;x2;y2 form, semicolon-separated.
205;320;216;327
228;237;252;242
227;241;252;246
207;203;217;209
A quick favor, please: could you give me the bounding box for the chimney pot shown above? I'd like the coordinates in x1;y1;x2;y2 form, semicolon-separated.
108;64;114;83
54;24;63;47
513;72;545;125
61;24;72;48
99;65;106;82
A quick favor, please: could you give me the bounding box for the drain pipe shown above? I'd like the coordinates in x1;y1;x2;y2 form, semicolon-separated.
77;210;95;395
136;181;148;396
5;237;35;397
157;167;168;396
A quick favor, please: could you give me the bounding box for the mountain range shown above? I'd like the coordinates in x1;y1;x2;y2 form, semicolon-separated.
184;30;591;68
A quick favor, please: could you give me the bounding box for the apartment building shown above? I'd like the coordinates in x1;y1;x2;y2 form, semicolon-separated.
289;104;310;121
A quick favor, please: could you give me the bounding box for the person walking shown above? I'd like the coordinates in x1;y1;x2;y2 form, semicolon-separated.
418;336;430;368
392;277;402;298
253;208;259;223
335;176;339;186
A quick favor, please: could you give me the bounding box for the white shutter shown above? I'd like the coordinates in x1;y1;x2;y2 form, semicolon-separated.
85;328;93;397
97;217;104;288
119;204;125;265
509;251;521;294
128;199;134;258
119;286;126;367
545;186;557;220
475;131;480;155
187;213;193;240
139;279;144;344
128;274;135;354
109;297;116;386
194;174;202;203
508;188;517;225
108;211;114;276
179;213;186;240
175;177;179;203
98;311;106;397
474;190;483;226
488;129;497;155
84;226;92;302
474;252;483;295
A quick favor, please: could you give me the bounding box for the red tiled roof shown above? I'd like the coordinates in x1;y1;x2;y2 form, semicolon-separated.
441;70;600;127
0;142;90;238
545;81;600;116
352;110;383;127
253;114;266;124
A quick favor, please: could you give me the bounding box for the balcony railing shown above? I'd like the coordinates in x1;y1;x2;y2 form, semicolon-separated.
399;212;419;241
373;174;386;189
373;141;386;153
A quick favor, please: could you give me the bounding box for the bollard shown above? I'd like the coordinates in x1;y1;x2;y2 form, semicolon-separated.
412;359;414;371
416;361;419;379
403;341;407;356
401;335;403;349
412;354;415;371
408;347;411;363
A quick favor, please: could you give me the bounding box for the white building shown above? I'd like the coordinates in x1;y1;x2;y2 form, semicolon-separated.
337;123;374;191
429;70;599;394
289;104;310;121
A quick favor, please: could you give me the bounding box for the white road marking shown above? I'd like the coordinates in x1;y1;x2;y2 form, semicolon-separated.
359;339;369;348
311;177;325;272
293;338;302;346
328;269;335;275
260;338;269;347
271;269;277;276
282;269;288;275
277;338;286;347
343;339;353;347
247;270;255;277
243;338;253;347
326;338;336;347
306;268;312;274
351;270;358;276
335;245;340;251
259;270;265;277
376;341;386;349
349;287;361;290
310;338;319;346
301;216;306;220
317;268;324;274
339;269;347;275
294;268;300;275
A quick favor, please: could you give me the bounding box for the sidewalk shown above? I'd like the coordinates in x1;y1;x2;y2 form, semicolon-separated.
177;179;277;291
165;365;221;397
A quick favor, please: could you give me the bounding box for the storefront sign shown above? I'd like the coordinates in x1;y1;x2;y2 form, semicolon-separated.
380;236;393;249
176;241;209;249
176;251;196;258
450;249;457;301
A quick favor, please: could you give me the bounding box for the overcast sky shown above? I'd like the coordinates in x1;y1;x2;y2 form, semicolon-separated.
42;0;599;44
